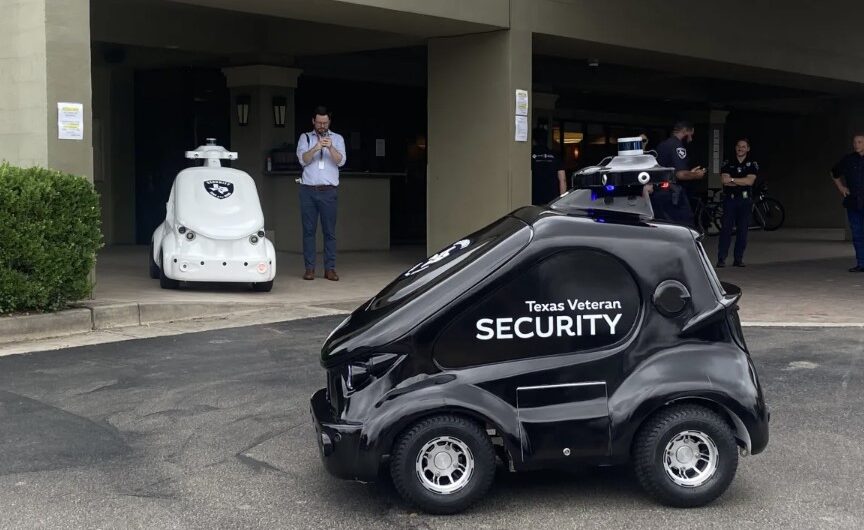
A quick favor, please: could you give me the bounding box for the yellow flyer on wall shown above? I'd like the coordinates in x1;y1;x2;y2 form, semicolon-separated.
57;102;84;140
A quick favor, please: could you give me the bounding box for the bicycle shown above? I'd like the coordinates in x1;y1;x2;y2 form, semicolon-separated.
750;184;785;231
694;189;723;237
695;185;785;236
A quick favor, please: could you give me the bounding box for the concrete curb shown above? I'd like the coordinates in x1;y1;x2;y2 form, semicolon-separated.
742;321;864;327
0;309;94;344
0;302;285;345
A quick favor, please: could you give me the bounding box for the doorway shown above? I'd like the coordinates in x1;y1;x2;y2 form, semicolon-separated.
133;68;229;243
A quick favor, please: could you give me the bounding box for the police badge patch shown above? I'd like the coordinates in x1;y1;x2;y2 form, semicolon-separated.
676;147;687;159
204;180;234;199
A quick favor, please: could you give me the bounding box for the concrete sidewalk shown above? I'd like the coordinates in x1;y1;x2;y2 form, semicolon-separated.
93;245;424;308
703;229;863;325
0;246;425;347
1;229;861;350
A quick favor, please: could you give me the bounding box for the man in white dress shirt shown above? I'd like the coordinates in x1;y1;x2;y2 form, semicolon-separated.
296;106;346;281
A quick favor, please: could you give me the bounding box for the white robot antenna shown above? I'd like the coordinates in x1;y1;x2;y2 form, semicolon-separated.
185;138;238;167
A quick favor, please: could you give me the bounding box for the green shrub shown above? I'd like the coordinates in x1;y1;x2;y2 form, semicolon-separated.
0;162;103;313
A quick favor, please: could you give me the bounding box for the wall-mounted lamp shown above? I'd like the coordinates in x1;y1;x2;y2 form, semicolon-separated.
236;94;250;126
272;96;287;128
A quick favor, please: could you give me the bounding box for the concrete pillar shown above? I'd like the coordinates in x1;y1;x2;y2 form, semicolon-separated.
222;65;302;246
0;0;93;180
427;22;532;252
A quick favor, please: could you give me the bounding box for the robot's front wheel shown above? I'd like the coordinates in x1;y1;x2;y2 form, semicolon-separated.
252;280;273;292
148;241;160;279
158;250;180;290
633;404;738;507
390;415;496;515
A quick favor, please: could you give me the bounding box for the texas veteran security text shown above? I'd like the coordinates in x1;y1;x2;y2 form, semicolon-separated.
475;299;624;340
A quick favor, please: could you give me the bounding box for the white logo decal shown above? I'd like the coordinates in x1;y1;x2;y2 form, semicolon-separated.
404;239;470;277
204;179;234;199
676;147;687;159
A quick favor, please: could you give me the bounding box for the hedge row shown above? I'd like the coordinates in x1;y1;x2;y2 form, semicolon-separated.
0;163;103;313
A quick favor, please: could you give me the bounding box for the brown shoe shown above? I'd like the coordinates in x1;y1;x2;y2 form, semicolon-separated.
303;269;315;280
325;269;339;281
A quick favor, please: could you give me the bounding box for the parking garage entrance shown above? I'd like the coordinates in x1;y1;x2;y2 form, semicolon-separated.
91;0;863;272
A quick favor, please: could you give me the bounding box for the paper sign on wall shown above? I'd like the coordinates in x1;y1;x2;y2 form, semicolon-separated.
515;89;529;116
375;138;386;157
58;102;84;140
711;128;721;174
515;116;528;142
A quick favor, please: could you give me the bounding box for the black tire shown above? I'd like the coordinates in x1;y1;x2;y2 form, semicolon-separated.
633;404;738;508
390;415;496;515
158;251;180;289
252;280;273;292
148;241;160;279
754;197;785;231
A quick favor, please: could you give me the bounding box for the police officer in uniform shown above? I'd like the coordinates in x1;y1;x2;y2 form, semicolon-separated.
717;139;758;267
531;127;567;205
830;133;864;272
651;121;706;226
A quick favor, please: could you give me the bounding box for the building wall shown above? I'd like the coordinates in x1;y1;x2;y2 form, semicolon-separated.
0;0;92;180
338;0;510;28
0;0;49;168
528;1;864;86
44;0;93;180
427;19;532;251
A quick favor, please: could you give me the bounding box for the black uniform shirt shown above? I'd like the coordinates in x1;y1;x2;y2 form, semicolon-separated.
531;145;563;205
655;136;696;193
721;157;759;197
831;153;864;208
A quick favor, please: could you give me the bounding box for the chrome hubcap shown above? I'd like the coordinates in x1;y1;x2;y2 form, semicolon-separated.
415;436;474;494
663;430;718;487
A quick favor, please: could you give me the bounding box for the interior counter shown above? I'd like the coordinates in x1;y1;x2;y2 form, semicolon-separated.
265;171;397;253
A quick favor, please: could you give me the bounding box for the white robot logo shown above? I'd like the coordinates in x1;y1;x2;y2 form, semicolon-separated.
204;180;234;199
404;239;471;277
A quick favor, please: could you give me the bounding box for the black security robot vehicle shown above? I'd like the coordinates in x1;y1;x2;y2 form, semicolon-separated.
310;137;769;514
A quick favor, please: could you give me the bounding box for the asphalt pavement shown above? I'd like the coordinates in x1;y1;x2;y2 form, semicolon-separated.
0;317;862;529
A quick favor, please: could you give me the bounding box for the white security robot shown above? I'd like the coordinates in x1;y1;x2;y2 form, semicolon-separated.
149;139;276;291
